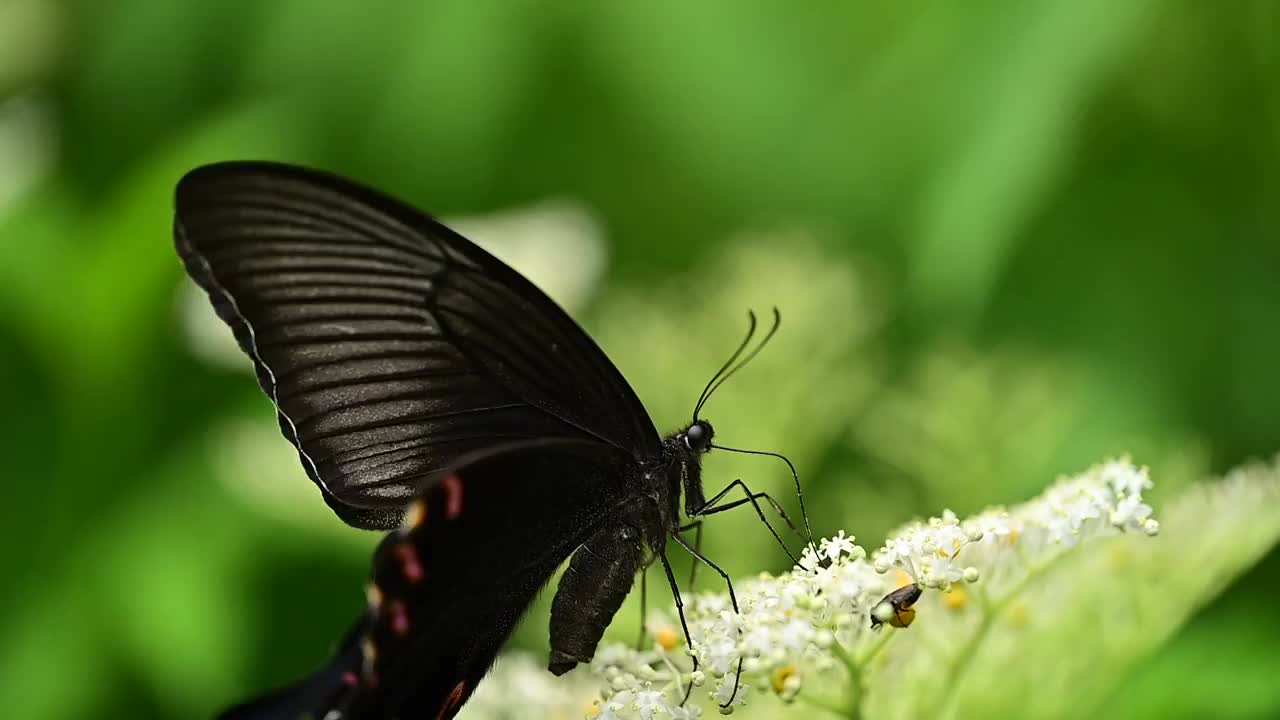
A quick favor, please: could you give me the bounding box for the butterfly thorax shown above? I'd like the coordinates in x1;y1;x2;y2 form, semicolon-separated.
659;419;714;533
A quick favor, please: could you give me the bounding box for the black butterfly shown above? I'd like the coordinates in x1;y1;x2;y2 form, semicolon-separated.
174;162;809;719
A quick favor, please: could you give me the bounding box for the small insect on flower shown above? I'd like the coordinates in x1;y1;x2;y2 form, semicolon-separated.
870;583;923;630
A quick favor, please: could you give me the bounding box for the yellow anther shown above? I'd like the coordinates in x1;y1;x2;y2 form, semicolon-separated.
771;664;798;694
656;628;680;652
942;586;969;610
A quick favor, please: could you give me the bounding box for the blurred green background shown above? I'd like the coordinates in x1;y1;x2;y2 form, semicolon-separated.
1;1;1276;718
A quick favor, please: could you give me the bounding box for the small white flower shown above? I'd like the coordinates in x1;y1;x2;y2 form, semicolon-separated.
596;691;635;720
973;510;1018;543
779;618;814;651
595;643;635;669
797;544;822;571
669;705;703;719
1110;493;1153;528
634;686;667;720
1100;458;1152;497
874;510;977;588
713;678;749;709
819;530;858;562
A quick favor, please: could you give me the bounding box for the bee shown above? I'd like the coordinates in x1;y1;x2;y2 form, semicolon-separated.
869;583;922;630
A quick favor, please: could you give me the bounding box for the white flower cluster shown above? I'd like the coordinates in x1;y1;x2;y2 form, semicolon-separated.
871;458;1159;595
585;532;890;718
569;458;1161;718
872;510;982;590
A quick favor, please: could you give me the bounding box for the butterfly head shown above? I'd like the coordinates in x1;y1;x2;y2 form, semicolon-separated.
682;420;714;453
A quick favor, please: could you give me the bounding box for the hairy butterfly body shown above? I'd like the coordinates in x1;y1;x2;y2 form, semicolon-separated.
174;162;747;719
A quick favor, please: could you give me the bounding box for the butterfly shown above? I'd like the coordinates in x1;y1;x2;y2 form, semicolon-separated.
174;161;809;719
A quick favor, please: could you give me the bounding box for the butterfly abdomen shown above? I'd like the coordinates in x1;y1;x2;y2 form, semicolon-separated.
547;516;647;675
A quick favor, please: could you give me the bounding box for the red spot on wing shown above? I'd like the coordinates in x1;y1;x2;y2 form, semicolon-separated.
436;681;467;720
442;475;464;519
341;671;358;686
387;599;410;636
394;542;424;583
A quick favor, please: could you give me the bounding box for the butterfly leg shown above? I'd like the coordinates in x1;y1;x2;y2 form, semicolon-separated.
671;532;745;707
677;520;705;590
693;479;803;565
658;548;700;705
637;568;647;650
635;555;659;650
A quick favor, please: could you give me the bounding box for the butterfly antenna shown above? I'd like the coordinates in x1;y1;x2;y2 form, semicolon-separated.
708;442;818;556
695;307;782;420
692;310;758;421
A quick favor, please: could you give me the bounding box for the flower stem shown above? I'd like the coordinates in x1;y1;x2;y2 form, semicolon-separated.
832;639;859;676
796;690;856;719
826;641;864;719
931;545;1080;716
854;627;896;666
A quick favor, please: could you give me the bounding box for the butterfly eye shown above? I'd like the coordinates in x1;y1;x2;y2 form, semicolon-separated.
684;422;709;450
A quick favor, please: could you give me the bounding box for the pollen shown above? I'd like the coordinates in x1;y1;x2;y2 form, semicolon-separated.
655;628;680;652
894;569;914;588
1007;527;1021;544
942;586;969;610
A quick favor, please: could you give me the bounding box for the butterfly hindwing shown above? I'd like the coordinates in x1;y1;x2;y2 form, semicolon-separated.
174;162;660;528
216;619;367;720
221;439;635;720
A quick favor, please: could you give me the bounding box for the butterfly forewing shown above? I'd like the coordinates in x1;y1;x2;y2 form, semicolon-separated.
175;162;660;528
